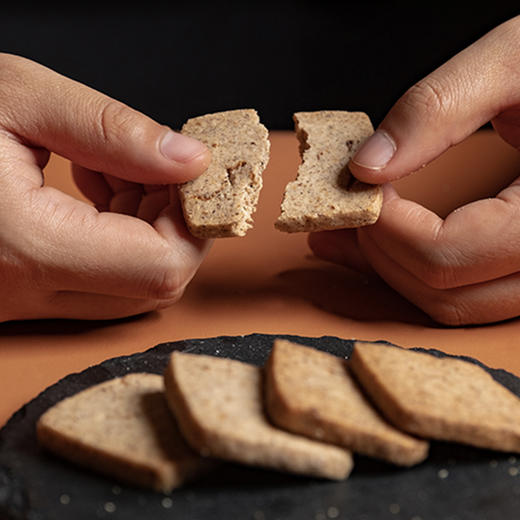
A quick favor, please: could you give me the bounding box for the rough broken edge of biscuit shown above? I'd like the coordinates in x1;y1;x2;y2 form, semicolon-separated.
275;111;383;233
178;109;270;238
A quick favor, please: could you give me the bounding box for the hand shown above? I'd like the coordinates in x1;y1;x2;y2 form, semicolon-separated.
309;16;520;326
0;53;211;321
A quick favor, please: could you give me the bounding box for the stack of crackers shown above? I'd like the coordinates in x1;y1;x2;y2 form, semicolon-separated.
37;338;520;492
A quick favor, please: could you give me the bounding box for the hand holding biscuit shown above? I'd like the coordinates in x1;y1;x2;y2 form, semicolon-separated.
310;15;520;326
0;53;211;321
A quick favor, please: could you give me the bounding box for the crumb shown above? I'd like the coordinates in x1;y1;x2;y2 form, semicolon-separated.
438;468;449;479
161;497;173;509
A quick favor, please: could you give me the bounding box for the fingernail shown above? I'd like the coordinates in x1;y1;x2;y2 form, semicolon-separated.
159;130;208;163
352;130;396;170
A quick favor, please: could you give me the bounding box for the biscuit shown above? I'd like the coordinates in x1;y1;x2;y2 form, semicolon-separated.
349;341;520;452
164;351;353;480
36;373;210;492
265;339;428;466
275;110;382;232
179;109;270;238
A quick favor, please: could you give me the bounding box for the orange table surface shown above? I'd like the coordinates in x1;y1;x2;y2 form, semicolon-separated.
1;130;520;427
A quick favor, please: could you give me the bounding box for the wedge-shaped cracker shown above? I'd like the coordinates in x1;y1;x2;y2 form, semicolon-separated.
349;341;520;452
265;339;428;466
179;109;270;238
275;110;382;232
164;352;353;480
37;373;210;492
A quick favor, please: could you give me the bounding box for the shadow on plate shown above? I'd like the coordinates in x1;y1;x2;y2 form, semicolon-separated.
189;439;511;491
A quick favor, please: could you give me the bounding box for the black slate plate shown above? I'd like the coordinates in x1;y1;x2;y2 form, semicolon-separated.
2;333;520;520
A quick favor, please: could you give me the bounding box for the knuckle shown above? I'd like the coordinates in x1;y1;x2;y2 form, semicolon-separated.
0;54;31;130
401;75;452;121
498;183;520;207
418;252;459;290
136;296;182;315
97;100;144;147
421;295;469;326
145;256;186;301
411;231;466;290
155;292;185;311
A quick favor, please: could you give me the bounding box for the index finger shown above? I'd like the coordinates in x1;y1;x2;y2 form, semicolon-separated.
359;182;520;290
16;179;210;301
350;16;520;184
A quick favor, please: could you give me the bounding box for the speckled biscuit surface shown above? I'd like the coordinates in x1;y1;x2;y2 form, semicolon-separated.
164;351;353;480
179;109;270;238
4;334;520;519
349;341;520;452
276;110;383;232
265;339;428;466
37;373;209;492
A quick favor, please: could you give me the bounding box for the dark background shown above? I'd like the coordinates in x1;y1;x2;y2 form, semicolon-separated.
0;2;518;130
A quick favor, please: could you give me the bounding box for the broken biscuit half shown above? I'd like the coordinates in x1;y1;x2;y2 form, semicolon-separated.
179;109;270;238
276;110;382;233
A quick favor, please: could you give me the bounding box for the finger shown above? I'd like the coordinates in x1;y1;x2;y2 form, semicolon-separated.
136;189;170;223
71;163;112;209
45;291;178;320
72;164;171;221
143;184;165;193
349;16;520;183
102;173;138;194
308;229;375;275
359;183;520;290
307;183;395;275
357;230;520;326
154;189;212;274
0;121;211;305
492;106;520;150
73;167;145;216
109;189;143;216
13;175;209;301
0;53;211;185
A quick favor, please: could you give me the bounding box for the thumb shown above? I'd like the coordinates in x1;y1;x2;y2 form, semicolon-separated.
0;53;210;184
349;15;520;183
